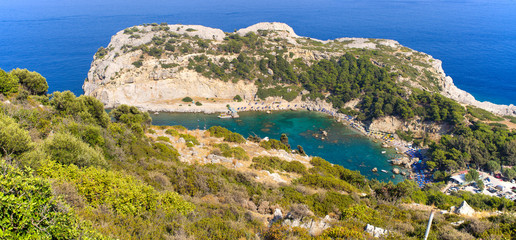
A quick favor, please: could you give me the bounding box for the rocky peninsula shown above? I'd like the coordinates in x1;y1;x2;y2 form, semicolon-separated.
84;22;516;117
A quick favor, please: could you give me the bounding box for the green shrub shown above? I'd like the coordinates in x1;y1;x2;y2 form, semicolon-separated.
67;123;105;147
39;161;194;216
152;142;180;161
467;106;504;121
208;126;246;143
110;104;151;134
259;139;289;151
251;156;306;174
233;95;243;102
157;136;170;142
165;129;179;136
296;174;358;193
171;125;187;131
256;85;300;102
0;113;32;157
213;143;249;161
180;133;200;145
10;68;48;95
0;68;19;95
51;91;110;127
94;46;109;59
43;132;106;168
132;60;143;68
0;161;82;239
182;97;193;102
195;101;202;106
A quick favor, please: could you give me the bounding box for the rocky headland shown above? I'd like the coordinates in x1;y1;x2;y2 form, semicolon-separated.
84;22;515;117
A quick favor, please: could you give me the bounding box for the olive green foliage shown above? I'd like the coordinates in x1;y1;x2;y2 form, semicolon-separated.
0;161;101;239
258;53;465;124
195;101;202;106
51;91;110;127
39;161;194;216
181;96;193;102
208;126;246;143
0;113;32;157
165;128;179;136
502;167;516;180
95;46;109;59
251;156;306;174
132;60;143;67
213;143;249;161
256;85;300;102
179;133;200;145
467;106;504;121
2;67;514;239
42;132;106;168
156;136;170;142
10;68;49;95
396;130;413;142
110;104;151;134
219;33;262;54
0;68;19;95
465;169;480;182
428;122;516;172
296;174;359;193
233;94;243;102
309;157;367;189
259;139;290;151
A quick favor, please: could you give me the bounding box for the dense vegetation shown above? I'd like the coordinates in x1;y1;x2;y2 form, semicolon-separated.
428;121;516;177
2;57;516;239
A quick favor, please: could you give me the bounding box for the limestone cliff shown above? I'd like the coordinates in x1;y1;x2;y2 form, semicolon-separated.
84;22;515;116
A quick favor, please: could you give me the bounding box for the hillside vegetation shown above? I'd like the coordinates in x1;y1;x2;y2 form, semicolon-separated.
1;67;516;239
84;22;516;179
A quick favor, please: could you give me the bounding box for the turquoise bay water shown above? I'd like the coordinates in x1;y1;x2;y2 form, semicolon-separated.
151;111;404;183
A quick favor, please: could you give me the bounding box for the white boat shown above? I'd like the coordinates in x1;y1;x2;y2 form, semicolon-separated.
381;170;389;173
381;151;386;154
218;113;232;119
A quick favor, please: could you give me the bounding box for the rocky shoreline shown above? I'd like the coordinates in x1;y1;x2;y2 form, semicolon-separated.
85;22;516;117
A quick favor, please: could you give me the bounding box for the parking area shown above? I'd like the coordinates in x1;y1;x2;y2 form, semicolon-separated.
447;171;516;200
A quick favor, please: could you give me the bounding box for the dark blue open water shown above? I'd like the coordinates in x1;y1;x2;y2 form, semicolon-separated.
1;0;515;104
2;0;515;181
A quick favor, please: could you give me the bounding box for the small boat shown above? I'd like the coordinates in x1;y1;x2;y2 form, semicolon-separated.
381;151;386;154
218;113;232;119
266;110;271;114
381;170;388;173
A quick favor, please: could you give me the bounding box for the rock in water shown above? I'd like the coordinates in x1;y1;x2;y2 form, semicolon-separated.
372;167;378;172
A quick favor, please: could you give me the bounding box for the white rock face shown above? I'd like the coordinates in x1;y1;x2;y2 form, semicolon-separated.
84;22;516;116
86;70;256;110
441;75;516;116
237;22;298;38
365;224;389;238
454;200;475;216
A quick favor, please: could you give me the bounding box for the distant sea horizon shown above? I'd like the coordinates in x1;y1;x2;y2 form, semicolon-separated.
1;0;515;105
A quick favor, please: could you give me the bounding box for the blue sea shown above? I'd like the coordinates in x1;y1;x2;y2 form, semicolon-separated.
1;0;515;181
1;0;515;104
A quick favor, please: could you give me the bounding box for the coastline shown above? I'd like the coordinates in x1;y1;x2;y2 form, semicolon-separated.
143;97;420;180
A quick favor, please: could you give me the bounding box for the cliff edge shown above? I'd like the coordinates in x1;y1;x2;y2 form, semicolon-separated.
84;22;515;116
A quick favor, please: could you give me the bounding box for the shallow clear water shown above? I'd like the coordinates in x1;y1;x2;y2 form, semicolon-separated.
1;0;515;104
151;111;405;183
